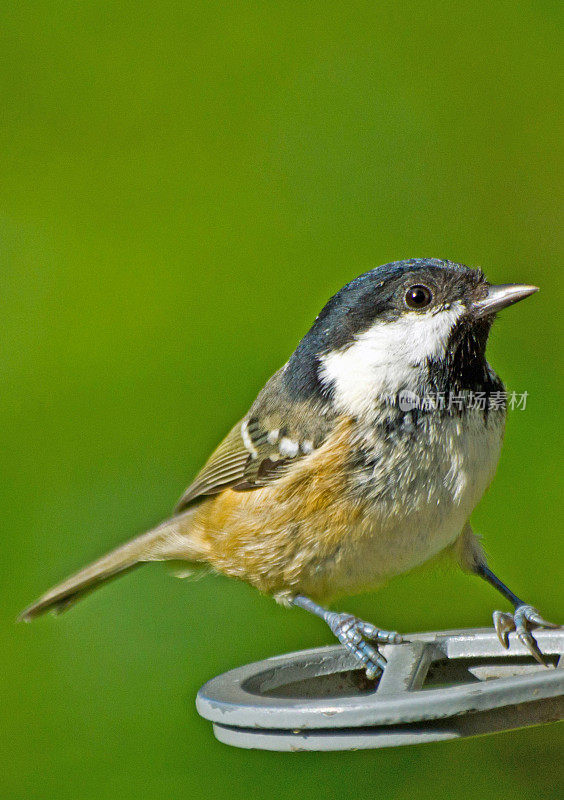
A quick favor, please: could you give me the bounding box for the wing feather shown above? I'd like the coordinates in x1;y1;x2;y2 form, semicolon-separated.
174;421;251;511
174;367;336;513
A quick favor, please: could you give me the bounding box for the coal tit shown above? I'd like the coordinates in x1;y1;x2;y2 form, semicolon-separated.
21;258;557;679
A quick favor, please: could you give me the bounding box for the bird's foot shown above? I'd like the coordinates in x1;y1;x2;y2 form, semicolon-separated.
493;604;558;665
324;611;402;680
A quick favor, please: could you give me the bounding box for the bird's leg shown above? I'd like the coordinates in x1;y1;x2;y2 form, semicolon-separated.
291;594;402;680
474;563;558;665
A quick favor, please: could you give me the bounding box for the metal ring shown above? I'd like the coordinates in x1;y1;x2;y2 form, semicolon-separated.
196;628;563;750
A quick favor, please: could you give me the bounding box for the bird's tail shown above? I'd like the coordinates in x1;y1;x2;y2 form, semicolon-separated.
18;507;202;621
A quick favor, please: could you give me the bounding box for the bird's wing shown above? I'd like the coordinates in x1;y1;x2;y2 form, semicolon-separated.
174;368;335;513
174;415;320;512
174;420;252;511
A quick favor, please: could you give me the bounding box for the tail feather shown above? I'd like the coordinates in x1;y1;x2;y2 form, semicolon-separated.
19;508;201;621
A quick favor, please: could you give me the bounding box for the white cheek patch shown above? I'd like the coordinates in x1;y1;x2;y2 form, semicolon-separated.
319;303;463;417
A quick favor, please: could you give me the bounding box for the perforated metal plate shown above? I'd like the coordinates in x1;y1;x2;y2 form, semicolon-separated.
196;628;564;751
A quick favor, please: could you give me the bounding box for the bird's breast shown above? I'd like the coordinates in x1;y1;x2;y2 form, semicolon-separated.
327;407;505;592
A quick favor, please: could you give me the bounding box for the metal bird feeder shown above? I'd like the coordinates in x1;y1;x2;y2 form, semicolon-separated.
196;628;563;751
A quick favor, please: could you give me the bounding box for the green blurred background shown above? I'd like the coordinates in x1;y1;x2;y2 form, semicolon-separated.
1;1;562;798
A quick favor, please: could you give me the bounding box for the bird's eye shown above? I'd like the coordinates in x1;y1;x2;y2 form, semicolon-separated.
405;285;433;309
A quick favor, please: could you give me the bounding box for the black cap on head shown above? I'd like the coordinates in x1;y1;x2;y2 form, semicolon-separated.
295;258;485;356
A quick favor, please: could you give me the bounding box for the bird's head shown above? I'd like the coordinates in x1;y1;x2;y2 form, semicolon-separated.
285;258;538;415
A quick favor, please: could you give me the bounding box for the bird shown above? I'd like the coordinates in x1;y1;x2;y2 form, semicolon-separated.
19;257;558;679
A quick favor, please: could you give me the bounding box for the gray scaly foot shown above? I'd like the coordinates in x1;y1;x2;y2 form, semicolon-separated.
291;594;402;680
493;603;558;665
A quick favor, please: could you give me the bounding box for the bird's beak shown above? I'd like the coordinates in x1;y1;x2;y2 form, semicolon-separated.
472;284;539;318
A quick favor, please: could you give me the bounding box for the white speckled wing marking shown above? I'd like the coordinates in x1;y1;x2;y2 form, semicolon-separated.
279;437;300;457
240;420;258;458
174;418;322;513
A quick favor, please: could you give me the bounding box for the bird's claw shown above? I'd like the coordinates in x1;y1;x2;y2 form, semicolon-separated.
324;611;402;680
493;604;558;665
